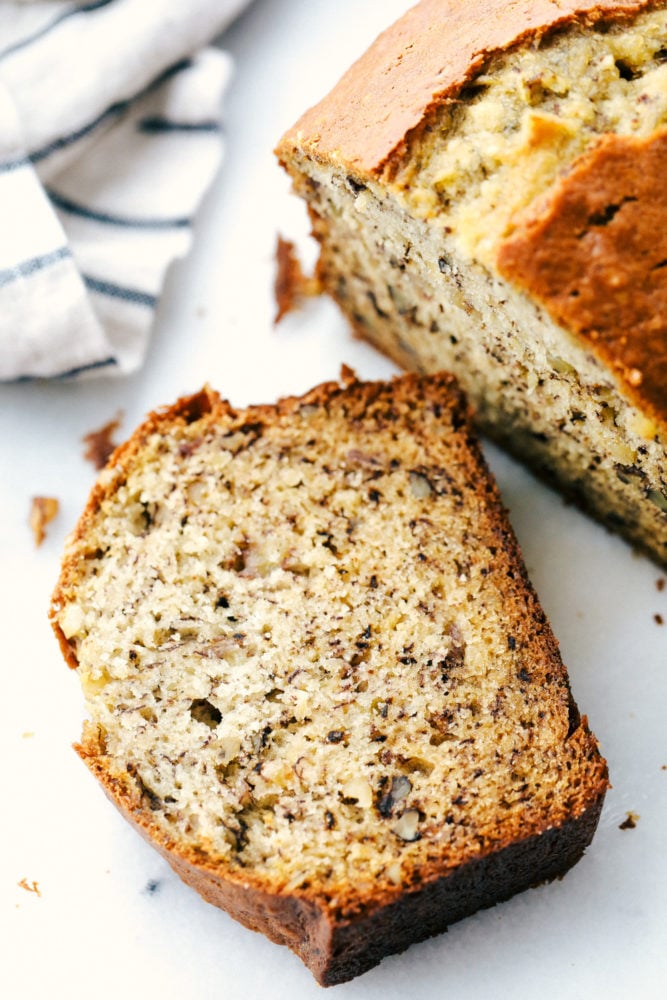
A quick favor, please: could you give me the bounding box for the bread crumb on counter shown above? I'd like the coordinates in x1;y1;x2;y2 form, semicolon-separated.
619;812;640;830
29;496;59;546
17;878;41;896
83;415;123;471
273;235;320;324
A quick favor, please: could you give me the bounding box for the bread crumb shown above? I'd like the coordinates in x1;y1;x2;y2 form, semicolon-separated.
657;578;666;592
619;811;640;830
83;415;123;470
17;878;41;896
654;613;664;625
274;235;320;323
340;363;358;386
29;496;59;546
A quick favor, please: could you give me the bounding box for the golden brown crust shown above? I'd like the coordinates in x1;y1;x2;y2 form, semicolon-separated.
497;129;667;431
276;0;659;176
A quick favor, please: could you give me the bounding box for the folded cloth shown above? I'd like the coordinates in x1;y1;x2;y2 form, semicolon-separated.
0;0;252;381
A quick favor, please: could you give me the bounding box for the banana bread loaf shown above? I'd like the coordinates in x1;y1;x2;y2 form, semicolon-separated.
277;0;667;568
50;372;608;985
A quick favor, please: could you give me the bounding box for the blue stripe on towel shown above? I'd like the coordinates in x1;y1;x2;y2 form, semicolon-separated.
0;1;118;62
137;116;222;135
0;155;31;175
0;246;72;288
83;274;157;308
54;355;119;378
0;59;195;174
11;354;119;382
28;99;130;165
48;189;191;229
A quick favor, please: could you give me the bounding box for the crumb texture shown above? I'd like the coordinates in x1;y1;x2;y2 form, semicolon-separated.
53;377;606;917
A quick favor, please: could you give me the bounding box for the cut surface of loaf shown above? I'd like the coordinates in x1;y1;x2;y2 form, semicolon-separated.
50;373;608;985
277;0;667;568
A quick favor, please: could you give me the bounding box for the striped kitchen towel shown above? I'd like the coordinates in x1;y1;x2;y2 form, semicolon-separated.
0;0;252;381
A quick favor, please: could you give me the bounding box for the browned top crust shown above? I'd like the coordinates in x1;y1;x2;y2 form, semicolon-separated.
277;0;659;176
497;129;667;429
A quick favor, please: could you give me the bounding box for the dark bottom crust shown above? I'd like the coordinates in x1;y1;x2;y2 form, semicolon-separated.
147;792;605;986
314;794;605;985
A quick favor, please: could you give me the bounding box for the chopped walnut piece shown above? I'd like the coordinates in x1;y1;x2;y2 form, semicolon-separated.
392;809;421;842
29;496;59;546
83;414;123;470
274;235;320;324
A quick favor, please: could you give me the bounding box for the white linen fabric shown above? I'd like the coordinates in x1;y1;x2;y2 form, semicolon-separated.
0;0;251;380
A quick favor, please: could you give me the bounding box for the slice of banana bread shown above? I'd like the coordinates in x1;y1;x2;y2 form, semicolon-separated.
277;0;667;568
50;372;608;985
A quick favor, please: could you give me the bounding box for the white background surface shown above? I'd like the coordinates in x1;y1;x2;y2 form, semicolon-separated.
1;1;666;997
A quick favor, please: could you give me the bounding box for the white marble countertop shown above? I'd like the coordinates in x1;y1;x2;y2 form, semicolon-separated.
2;2;666;997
